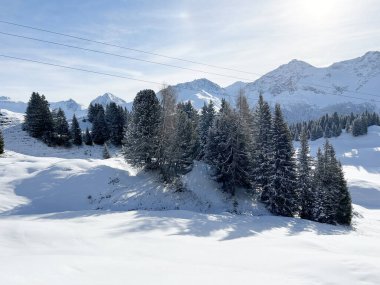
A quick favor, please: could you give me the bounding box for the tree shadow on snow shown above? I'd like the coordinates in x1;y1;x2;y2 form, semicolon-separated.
110;210;351;241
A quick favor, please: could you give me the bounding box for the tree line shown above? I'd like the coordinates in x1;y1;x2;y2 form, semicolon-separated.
23;92;129;156
22;91;353;225
122;88;352;225
289;110;380;141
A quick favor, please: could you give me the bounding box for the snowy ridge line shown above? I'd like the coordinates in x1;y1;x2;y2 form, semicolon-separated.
1;53;380;108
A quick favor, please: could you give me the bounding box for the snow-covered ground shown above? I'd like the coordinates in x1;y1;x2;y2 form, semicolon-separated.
0;113;380;284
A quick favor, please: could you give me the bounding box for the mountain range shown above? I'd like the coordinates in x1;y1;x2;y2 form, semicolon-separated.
1;51;379;122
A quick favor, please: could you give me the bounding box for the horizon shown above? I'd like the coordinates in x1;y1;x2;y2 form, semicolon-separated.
1;0;379;105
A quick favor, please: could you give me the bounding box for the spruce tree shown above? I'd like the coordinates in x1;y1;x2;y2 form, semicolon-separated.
252;94;273;200
312;141;352;225
84;127;93;145
198;100;215;159
298;127;313;219
52;108;71;146
0;128;4;154
171;109;198;176
122;89;161;169
91;106;109;145
24;92;54;142
105;102;125;145
156;85;177;178
71;114;82;146
205;102;251;195
266;104;299;217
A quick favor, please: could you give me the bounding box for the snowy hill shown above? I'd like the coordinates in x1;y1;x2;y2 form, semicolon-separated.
1;110;380;284
90;92;132;110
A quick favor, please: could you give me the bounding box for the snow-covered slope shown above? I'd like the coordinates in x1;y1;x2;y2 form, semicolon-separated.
1;114;380;283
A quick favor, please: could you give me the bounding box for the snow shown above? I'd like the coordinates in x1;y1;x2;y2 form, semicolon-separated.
0;114;380;284
90;92;132;110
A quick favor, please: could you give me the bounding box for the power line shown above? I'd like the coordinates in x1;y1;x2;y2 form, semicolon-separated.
0;31;252;82
1;22;379;100
0;19;259;76
0;54;162;85
1;53;380;104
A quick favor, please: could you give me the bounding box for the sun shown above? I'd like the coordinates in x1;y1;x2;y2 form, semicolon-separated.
294;0;339;26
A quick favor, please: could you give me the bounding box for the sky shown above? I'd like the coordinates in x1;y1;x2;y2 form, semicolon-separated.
0;0;379;105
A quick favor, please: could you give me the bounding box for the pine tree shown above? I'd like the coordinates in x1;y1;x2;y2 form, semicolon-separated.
205;102;251;195
266;104;299;217
24;92;54;142
105;102;125;145
84;127;92;145
156;85;178;178
252;94;273;200
298;127;313;219
71;114;82;146
103;143;111;159
52;108;71;146
122;89;161;169
0;128;4;154
312;141;352;225
170;109;198;176
91;106;109;145
198;100;215;159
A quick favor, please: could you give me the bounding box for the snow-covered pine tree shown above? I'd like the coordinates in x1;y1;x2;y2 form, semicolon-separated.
105;102;125;145
52;108;71;146
156;85;177;179
103;143;111;159
335;161;352;225
251;94;273;201
205;102;251;195
24;92;54;142
312;141;352;225
84;127;92;145
0;128;4;154
266;104;299;217
298;127;314;219
198;100;215;159
91;106;109;145
71;114;82;146
170;109;198;176
122;89;161;169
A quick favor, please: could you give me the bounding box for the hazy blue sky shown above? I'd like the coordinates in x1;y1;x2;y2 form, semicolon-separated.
0;0;379;104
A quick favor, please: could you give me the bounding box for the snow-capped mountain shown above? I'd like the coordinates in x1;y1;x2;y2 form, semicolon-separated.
158;78;228;109
167;51;380;121
0;96;27;114
90;92;132;110
50;99;86;119
1;52;379;122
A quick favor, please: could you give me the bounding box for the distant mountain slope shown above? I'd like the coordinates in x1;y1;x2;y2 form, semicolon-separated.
167;51;380;121
50;99;86;119
1;52;379;122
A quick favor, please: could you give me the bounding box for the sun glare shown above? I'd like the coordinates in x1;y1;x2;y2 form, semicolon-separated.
294;0;339;26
